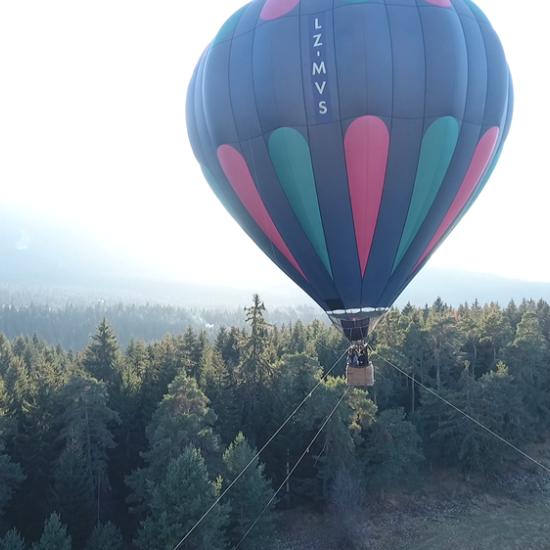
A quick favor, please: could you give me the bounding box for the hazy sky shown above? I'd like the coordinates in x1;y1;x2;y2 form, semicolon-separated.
0;0;547;293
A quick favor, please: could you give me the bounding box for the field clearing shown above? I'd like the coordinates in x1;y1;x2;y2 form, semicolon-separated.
278;492;550;550
395;501;550;550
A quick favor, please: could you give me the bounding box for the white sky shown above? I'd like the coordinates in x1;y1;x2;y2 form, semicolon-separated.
0;0;547;295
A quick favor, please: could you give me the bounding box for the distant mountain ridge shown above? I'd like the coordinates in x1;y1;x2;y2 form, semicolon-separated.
1;207;549;309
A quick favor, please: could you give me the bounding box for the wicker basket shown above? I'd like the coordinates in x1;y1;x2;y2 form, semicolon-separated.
346;363;375;387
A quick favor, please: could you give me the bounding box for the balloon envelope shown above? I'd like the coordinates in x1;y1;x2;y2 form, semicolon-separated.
186;0;513;339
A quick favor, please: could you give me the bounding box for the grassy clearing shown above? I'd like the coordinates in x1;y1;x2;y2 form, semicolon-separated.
394;501;550;550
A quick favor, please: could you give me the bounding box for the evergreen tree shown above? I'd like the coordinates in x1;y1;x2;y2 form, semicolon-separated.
85;522;123;550
50;439;95;546
81;319;121;386
32;513;72;550
417;366;504;478
424;306;463;390
135;446;228;550
238;295;272;439
506;311;550;428
126;372;220;518
215;326;242;369
363;409;424;497
297;378;376;498
222;433;277;550
59;376;119;523
202;351;241;446
0;529;26;550
0;442;24;518
479;304;512;369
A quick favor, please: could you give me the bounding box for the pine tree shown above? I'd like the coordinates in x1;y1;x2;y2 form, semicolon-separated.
0;528;26;550
297;378;376;498
202;351;241;446
59;376;119;523
135;446;228;550
0;441;25;518
238;295;272;439
363;409;424;497
50;439;95;546
81;319;121;385
222;433;277;550
506;311;550;429
32;513;72;550
85;522;123;550
126;371;220;518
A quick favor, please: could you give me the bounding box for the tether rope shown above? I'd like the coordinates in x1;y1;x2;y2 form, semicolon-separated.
234;385;352;550
369;345;550;475
172;349;347;550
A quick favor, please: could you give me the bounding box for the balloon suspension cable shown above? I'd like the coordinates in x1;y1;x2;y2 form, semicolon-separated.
369;345;550;475
172;349;348;550
234;385;352;550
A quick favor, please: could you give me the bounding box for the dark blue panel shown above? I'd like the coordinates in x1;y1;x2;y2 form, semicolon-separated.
481;24;509;127
387;5;426;119
186;69;206;165
334;3;393;120
386;0;417;5
239;133;340;304
362;117;424;306
458;13;488;124
229;32;263;141
193;56;217;164
202;42;240;147
233;1;263;38
301;0;334;15
253;17;307;134
421;7;468;119
308;122;362;309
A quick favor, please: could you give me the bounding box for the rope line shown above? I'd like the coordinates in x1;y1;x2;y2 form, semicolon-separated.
172;349;347;550
369;346;550;475
234;385;352;550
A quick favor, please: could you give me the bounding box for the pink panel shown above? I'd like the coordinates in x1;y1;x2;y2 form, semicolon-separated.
344;116;390;276
218;145;306;279
260;0;300;21
424;0;452;6
412;127;500;272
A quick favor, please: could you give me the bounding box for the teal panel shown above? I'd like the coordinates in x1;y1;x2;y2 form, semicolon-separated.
462;0;489;22
341;0;373;3
212;5;248;46
393;117;459;271
269;128;333;277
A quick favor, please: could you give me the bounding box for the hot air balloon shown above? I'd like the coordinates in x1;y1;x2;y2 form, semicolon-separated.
186;0;513;349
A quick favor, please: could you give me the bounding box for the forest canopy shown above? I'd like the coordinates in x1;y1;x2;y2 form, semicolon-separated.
0;295;549;549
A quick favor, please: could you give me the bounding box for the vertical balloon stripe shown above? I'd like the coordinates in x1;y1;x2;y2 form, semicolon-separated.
212;6;247;46
424;0;452;6
393;117;459;271
260;0;300;21
344;116;389;276
412;127;500;272
269;128;333;277
217;145;306;279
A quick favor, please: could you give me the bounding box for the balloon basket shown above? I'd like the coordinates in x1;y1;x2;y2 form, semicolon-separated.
346;363;375;387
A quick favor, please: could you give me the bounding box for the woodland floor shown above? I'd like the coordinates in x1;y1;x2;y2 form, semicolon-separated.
275;451;550;550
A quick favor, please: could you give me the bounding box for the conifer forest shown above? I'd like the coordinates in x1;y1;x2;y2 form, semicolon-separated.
0;295;549;549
